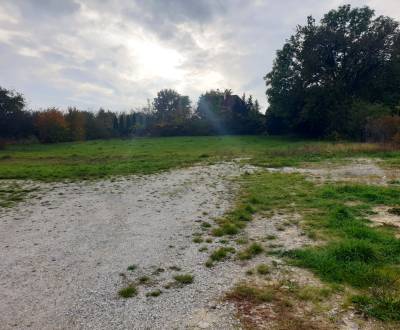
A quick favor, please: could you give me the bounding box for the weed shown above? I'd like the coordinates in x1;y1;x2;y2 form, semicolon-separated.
209;247;235;262
146;289;162;297
238;243;264;260
256;264;270;275
193;237;203;243
201;222;211;228
138;276;150;284
127;264;137;271
118;286;137;298
174;274;194;285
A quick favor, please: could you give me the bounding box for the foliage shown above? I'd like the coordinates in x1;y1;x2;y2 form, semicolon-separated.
34;108;69;143
0;87;34;139
265;5;400;138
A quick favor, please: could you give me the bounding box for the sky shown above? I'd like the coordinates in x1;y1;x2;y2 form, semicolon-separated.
0;0;399;112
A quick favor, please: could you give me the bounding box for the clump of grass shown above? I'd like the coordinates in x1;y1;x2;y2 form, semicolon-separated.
266;234;277;240
228;283;273;303
193;237;203;243
199;246;208;252
236;237;249;245
146;289;162;297
295;285;334;302
209;247;235;262
174;274;194;285
169;265;181;271
118;286;137;298
238;243;264;260
127;264;137;271
201;222;211;228
256;264;270;275
138;276;150;284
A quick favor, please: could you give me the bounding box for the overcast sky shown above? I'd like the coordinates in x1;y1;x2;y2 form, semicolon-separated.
0;0;399;112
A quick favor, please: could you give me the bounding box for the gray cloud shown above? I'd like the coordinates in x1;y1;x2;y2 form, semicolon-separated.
0;0;399;111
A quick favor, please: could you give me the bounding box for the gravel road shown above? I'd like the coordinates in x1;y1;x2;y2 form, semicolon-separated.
0;163;252;330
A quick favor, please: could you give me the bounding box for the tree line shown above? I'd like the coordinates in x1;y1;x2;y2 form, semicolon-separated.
0;87;264;144
1;4;400;145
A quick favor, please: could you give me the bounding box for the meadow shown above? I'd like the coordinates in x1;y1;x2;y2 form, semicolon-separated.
0;135;399;180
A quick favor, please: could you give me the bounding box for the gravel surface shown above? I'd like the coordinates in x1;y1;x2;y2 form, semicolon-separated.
0;163;254;330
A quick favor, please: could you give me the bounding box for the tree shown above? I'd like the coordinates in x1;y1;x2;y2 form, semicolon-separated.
0;87;33;139
196;89;264;134
265;5;400;138
153;89;191;125
65;107;86;141
34;108;68;143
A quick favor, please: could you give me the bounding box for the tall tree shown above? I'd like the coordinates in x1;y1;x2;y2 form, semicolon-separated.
0;87;33;138
265;5;400;138
153;89;191;125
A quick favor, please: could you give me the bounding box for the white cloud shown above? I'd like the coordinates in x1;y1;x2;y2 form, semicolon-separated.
0;0;398;111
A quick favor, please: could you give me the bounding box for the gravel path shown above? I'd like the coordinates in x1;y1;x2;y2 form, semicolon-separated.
0;163;253;330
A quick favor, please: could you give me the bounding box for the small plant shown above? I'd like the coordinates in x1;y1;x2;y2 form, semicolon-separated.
236;237;249;245
174;273;194;285
205;260;213;268
193;237;203;243
169;265;181;271
139;276;150;284
199;246;208;252
266;235;276;240
238;243;264;260
127;264;137;271
146;289;162;297
246;269;254;276
201;222;211;228
205;237;213;243
118;286;137;298
256;264;270;275
211;227;224;237
210;247;235;262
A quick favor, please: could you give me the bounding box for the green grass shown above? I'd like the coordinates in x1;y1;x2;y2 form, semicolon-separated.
173;273;194;285
118;286;137;298
237;243;264;260
127;264;137;271
256;264;270;275
1;136;399;180
228;171;400;321
146;289;162;297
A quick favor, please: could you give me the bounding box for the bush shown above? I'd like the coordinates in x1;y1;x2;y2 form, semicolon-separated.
366;115;400;145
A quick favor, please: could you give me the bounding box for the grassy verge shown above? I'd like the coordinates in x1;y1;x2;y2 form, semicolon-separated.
0;184;38;208
212;171;400;321
0;136;399;180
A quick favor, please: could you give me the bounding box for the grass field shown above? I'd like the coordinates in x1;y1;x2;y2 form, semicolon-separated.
0;135;399;180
